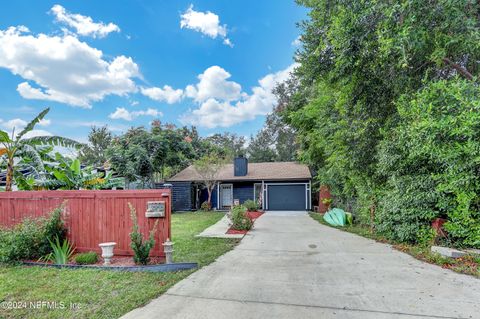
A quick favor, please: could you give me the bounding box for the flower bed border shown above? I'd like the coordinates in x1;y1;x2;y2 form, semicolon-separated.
22;261;198;272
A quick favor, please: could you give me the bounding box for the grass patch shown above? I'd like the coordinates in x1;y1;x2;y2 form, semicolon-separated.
0;211;237;319
309;213;479;278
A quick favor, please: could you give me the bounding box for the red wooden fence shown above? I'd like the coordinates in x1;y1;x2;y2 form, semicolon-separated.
0;189;171;257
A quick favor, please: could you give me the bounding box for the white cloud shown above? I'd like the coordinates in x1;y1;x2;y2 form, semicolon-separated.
51;4;120;38
180;5;233;47
223;38;233;47
0;26;140;108
1;118;28;131
0;118;52;138
109;107;162;121
185;66;242;102
142;66;241;106
141;85;183;104
180;63;297;128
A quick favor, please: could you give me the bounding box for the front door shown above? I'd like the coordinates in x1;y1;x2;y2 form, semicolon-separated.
220;184;233;209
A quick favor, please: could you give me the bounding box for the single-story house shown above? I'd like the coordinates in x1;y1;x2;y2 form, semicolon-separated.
167;156;312;211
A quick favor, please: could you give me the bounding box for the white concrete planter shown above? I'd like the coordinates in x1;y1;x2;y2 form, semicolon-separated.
99;242;116;265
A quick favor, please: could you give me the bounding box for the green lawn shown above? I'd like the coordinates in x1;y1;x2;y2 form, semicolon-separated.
0;211;238;319
310;213;480;278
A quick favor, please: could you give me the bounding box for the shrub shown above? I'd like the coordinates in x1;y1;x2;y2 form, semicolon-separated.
417;227;437;248
243;200;258;212
0;204;68;264
229;205;253;231
129;203;158;265
75;251;98;265
40;236;75;265
0;218;44;263
39;203;68;257
376;174;440;243
377;80;480;247
200;201;211;211
443;192;480;248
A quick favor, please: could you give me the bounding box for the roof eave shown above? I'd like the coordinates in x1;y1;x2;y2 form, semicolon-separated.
167;177;312;183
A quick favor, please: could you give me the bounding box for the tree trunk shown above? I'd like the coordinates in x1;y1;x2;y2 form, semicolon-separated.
207;187;212;209
443;58;474;80
5;155;14;192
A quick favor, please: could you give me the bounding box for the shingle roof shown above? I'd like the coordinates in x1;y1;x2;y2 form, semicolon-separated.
168;161;311;182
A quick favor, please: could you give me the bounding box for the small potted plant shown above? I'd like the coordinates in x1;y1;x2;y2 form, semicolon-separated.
321;198;332;212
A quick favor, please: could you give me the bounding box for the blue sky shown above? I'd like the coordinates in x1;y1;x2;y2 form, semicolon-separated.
0;1;306;142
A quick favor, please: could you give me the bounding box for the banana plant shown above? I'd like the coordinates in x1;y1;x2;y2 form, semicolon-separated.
41;152;123;190
0;108;82;191
12;145;55;190
42;153;95;190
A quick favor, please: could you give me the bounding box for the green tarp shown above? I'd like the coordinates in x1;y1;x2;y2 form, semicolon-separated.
323;208;347;226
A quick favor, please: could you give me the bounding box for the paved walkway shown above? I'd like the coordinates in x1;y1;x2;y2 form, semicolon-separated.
122;211;480;319
196;215;244;239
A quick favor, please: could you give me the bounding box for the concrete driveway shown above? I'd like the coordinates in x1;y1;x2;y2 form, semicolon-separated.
122;211;480;319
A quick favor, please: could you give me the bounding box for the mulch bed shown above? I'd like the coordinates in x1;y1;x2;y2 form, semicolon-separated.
89;256;165;267
25;256;165;267
226;229;248;235
226;211;264;235
246;211;263;220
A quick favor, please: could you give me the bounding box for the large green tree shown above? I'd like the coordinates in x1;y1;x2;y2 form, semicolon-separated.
205;132;246;158
106;123;196;187
79;125;113;167
281;0;480;245
248;112;298;162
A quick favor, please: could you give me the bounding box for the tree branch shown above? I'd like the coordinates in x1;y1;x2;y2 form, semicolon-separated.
442;57;474;80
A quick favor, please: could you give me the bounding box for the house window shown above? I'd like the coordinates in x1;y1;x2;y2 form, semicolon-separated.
254;183;263;206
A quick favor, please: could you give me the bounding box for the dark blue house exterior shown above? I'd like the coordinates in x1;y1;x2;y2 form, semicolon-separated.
167;157;312;212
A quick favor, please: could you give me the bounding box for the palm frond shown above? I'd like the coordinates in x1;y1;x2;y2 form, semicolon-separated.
16;108;50;140
22;136;84;149
0;130;11;144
